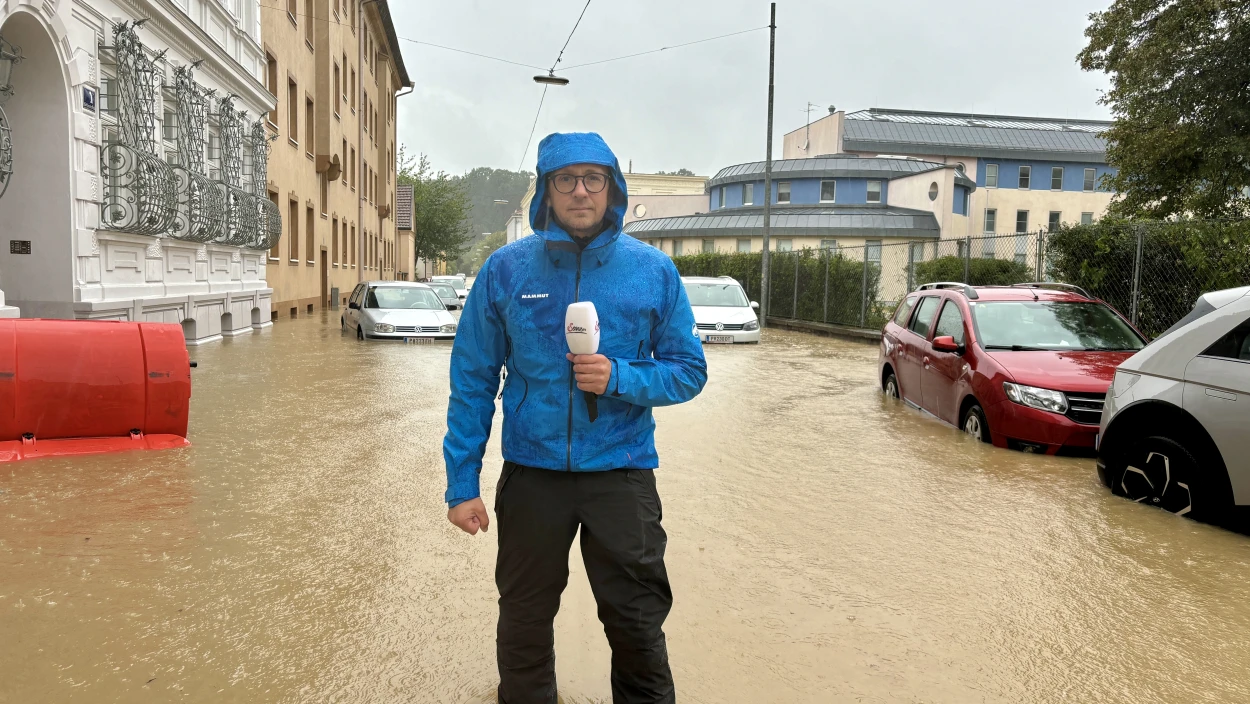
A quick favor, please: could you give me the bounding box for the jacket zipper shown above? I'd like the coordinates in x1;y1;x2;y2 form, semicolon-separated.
566;251;584;472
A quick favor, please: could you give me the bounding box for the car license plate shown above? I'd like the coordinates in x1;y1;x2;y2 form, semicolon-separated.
404;337;433;345
706;335;734;344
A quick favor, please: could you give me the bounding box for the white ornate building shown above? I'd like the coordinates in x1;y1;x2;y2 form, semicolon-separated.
0;0;278;344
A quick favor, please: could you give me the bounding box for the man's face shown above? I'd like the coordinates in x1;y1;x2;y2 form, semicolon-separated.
546;164;612;238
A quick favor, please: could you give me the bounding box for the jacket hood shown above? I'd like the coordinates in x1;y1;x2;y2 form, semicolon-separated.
529;132;629;249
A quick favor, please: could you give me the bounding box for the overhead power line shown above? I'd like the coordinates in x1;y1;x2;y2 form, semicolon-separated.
397;38;546;71
561;25;768;70
517;0;594;171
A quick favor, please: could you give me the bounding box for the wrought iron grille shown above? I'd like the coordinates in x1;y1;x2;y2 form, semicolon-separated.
99;22;177;236
169;65;225;243
0;106;12;200
249;120;281;251
212;95;257;247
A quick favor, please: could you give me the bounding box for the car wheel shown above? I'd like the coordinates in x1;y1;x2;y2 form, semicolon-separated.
341;317;346;331
1112;435;1228;520
883;372;900;399
961;403;991;443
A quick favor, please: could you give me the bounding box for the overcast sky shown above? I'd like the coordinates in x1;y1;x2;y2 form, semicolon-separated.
389;0;1113;177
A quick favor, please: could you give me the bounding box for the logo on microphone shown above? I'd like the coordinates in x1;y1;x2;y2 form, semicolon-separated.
567;323;588;334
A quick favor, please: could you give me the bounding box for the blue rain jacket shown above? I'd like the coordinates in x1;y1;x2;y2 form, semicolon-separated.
443;132;708;506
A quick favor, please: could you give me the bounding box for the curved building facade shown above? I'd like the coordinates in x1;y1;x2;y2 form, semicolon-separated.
623;155;976;256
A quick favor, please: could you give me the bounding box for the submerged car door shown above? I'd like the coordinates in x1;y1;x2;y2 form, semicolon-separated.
347;284;366;329
1182;309;1250;498
898;295;942;405
922;299;970;424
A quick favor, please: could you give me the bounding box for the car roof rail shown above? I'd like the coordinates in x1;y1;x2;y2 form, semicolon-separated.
916;282;979;300
1011;282;1093;299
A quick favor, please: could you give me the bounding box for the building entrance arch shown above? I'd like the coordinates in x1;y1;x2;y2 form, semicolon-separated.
0;10;73;318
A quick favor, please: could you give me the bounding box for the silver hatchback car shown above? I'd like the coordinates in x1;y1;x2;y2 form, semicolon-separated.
1098;285;1250;527
342;281;458;341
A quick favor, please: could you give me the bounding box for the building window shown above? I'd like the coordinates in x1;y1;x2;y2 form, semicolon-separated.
351;69;356;111
287;78;298;145
982;236;996;259
983;208;997;234
287;0;297;22
320;174;328;215
305;0;314;45
306;206;315;262
1016;210;1029;233
351;224;357;266
350;147;356;189
269;192;281;259
1018;166;1031;189
743;183;754;206
820;239;837;250
1048;211;1061;232
342;139;348;184
777;239;793;252
332;218;339;264
1051;167;1064;190
265;53;279;126
305;97;315;158
288;199;299;262
673;240;682;257
737;238;751;253
1014;235;1029;265
720;186;728;209
820;180;836;203
866;180;882;203
1083;168;1096;192
334;64;341;118
702;239;715;253
1080;212;1094;225
985;163;999;188
866;240;882;262
777;182;791;204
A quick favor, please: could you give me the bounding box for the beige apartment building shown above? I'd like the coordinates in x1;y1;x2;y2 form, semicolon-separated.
261;0;411;320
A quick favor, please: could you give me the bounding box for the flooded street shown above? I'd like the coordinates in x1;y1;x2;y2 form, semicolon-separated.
5;314;1250;703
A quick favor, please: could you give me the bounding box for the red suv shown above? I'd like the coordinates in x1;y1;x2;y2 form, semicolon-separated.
878;282;1147;454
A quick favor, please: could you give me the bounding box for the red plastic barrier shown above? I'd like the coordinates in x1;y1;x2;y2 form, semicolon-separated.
0;319;191;461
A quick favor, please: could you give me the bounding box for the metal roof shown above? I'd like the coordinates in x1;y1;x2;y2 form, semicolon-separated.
707;156;975;189
622;205;941;239
843;108;1110;162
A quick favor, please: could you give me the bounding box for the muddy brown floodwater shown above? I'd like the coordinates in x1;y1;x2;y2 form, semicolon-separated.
4;314;1250;703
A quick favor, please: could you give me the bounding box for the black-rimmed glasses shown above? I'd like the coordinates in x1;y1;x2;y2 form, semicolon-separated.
549;173;609;194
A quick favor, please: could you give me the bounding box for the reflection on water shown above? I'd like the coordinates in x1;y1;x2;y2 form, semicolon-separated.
3;315;1250;703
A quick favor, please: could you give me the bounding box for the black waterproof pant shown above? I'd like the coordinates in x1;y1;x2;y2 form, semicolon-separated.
494;462;675;704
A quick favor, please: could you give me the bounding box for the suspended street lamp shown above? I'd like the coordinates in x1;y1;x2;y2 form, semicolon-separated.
533;71;569;86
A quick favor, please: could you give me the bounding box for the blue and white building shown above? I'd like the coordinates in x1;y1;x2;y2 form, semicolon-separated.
624;107;1116;255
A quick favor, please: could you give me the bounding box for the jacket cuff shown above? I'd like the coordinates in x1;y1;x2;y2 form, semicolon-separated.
445;480;481;506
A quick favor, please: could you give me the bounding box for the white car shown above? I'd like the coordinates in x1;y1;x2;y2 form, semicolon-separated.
682;276;761;344
342;281;458;342
1098;285;1250;526
431;275;468;301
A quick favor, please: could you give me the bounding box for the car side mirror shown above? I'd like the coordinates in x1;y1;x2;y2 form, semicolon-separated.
348;302;359;310
750;301;760;310
932;335;964;354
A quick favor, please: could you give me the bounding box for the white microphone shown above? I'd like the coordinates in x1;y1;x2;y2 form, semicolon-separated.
565;302;601;422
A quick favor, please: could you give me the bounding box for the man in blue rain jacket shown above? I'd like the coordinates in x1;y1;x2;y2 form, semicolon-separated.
443;132;707;704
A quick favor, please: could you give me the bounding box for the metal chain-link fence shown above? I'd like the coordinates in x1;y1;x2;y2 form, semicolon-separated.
674;221;1250;340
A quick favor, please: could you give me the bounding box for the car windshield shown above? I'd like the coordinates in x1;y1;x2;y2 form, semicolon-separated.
435;277;466;289
970;301;1145;351
365;287;444;310
684;282;749;307
429;283;458;300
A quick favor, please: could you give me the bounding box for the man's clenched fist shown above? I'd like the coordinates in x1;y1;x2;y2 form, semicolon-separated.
567;353;611;395
448;497;490;535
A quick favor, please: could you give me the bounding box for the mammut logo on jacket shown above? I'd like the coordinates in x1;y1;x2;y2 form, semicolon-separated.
522;293;548;300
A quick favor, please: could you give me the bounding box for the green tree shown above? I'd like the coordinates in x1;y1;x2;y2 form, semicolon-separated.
656;169;696;176
450;167;533;271
468;230;507;274
1079;0;1250;218
397;148;473;274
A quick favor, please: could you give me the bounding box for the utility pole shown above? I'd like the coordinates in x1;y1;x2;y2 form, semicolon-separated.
760;2;776;323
